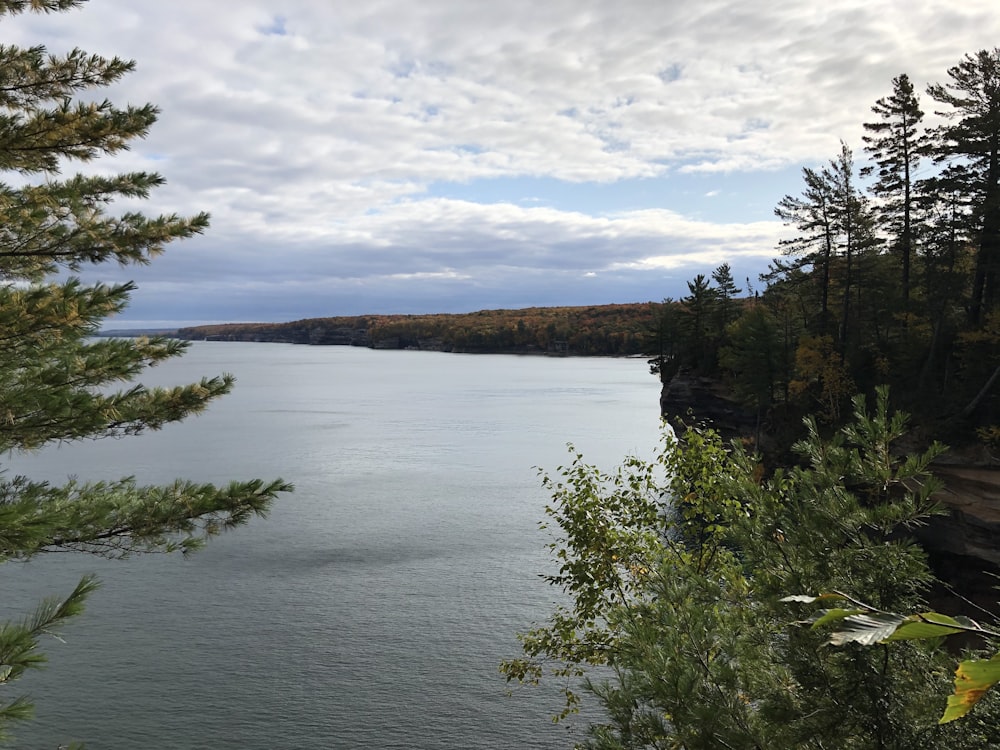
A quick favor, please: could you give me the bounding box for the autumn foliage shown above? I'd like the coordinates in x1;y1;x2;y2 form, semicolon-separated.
177;303;663;357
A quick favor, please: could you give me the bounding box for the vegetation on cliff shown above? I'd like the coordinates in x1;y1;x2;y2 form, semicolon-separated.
652;53;1000;453
504;390;1000;747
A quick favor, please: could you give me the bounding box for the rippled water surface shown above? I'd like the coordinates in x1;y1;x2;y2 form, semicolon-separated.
5;343;663;749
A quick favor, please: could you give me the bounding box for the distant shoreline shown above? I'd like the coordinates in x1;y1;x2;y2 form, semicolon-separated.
152;302;663;358
99;332;646;359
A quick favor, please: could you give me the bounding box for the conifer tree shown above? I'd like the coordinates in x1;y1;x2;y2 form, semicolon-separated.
505;392;1000;747
775;146;877;351
927;48;1000;327
710;262;741;332
0;0;291;741
774;166;837;335
826;141;879;356
679;273;718;371
862;74;928;313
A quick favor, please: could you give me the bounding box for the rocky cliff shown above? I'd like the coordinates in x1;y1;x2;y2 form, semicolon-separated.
921;465;1000;565
659;369;758;438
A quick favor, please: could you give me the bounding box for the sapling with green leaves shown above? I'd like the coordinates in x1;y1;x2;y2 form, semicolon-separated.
507;387;1000;747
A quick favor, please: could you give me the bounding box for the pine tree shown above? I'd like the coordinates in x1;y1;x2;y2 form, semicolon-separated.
0;1;291;741
927;48;1000;327
710;262;742;331
862;73;928;313
679;273;718;372
826;141;879;356
718;302;782;421
506;392;1000;747
774;146;877;350
774;165;837;335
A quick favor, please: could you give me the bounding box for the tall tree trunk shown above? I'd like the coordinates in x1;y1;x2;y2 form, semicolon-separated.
961;363;1000;418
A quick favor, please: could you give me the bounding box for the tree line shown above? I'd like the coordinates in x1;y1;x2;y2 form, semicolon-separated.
177;303;663;357
653;50;1000;451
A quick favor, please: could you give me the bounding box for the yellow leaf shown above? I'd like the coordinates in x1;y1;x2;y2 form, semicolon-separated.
940;655;1000;723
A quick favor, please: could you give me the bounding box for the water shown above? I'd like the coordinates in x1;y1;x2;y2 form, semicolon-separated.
3;343;663;749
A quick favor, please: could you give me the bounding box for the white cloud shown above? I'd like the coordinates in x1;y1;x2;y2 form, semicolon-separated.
6;0;1000;323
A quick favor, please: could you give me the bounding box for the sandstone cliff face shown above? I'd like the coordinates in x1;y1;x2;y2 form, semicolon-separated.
659;369;793;461
922;466;1000;566
659;369;758;442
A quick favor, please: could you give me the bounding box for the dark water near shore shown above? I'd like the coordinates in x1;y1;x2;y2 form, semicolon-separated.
4;343;663;749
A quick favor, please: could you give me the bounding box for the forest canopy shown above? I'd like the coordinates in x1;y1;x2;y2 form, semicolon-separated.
647;51;1000;447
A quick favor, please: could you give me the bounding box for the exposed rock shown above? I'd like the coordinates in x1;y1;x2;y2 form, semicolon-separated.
307;326;369;346
921;466;1000;566
371;336;400;350
920;466;1000;616
659;369;757;439
658;369;790;460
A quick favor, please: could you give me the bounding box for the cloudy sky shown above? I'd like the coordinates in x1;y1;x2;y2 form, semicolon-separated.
7;1;1000;327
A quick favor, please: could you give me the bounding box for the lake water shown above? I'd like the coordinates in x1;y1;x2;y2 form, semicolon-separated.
4;342;664;749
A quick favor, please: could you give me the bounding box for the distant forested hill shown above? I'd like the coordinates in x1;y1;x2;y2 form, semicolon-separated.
175;302;663;356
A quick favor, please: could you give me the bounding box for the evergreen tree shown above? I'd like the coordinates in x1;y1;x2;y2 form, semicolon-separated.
710;262;742;333
826;142;873;355
679;274;718;371
775;146;877;353
774;165;837;335
647;298;680;382
0;1;291;742
862;74;928;313
719;303;781;413
916;184;973;392
927;48;1000;327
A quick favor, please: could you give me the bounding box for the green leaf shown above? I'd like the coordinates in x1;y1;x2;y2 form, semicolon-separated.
780;593;848;604
884;612;967;642
808;608;865;629
940;654;1000;723
828;613;906;646
825;609;972;647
